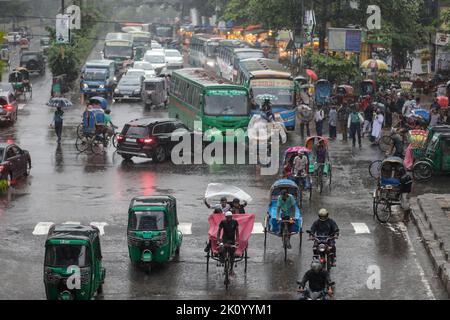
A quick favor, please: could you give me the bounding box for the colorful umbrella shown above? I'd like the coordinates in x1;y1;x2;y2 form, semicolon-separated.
305;69;318;81
360;59;389;71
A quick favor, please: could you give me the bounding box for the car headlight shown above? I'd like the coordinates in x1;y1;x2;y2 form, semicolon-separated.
207;61;215;67
99;85;105;89
83;83;88;88
114;88;119;93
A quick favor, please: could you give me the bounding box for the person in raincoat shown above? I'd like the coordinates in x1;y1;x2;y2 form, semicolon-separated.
371;109;384;144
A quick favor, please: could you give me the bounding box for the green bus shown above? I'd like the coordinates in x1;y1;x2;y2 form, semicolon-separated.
168;68;251;140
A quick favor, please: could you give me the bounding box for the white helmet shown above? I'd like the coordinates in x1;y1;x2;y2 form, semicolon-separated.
318;208;329;220
225;211;233;217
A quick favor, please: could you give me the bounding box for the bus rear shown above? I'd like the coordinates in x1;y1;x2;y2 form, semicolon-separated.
103;40;134;74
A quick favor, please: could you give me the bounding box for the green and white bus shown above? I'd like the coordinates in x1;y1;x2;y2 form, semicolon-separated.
168;68;251;138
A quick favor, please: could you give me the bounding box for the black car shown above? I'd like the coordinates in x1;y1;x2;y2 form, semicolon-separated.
20;51;45;75
0;143;31;184
113;75;143;101
117;118;191;162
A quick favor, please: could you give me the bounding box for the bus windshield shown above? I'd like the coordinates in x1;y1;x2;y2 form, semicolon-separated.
204;90;248;116
45;244;91;267
253;88;293;106
104;45;132;58
206;42;219;57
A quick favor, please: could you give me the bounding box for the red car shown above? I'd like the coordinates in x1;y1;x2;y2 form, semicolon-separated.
0;143;31;185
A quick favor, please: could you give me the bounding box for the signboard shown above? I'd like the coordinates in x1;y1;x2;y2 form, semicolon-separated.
328;28;361;52
346;30;362;52
56;14;70;44
250;79;293;88
436;33;450;46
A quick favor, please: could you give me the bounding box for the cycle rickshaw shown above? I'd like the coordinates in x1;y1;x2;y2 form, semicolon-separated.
206;213;255;290
75;108;114;154
281;146;314;207
305;136;332;194
371;157;405;223
263;179;303;262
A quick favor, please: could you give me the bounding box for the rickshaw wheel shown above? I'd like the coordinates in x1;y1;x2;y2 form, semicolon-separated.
75;136;90;153
76;124;84;139
369;160;382;179
244;249;248;273
299;229;303;249
374;199;392;223
263;215;268;248
112;133;119;148
413;161;433;181
206;242;210;273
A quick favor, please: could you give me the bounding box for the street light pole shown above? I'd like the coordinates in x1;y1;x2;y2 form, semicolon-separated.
61;0;65;14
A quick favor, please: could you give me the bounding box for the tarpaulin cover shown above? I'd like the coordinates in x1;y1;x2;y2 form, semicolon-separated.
205;183;252;203
404;144;414;170
208;213;255;256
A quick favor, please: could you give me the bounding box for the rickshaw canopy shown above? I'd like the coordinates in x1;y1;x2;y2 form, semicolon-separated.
305;136;329;151
270;179;299;198
285;146;311;155
379;156;405;186
8;71;23;83
337;85;354;96
89;96;108;110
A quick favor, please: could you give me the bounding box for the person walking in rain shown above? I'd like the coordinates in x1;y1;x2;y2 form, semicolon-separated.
347;105;364;149
51;106;64;144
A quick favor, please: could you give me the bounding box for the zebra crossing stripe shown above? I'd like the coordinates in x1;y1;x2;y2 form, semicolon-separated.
252;222;264;234
351;223;370;234
178;223;192;235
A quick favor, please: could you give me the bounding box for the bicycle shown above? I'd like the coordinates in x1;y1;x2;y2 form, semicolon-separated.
218;242;238;290
278;218;295;262
295;173;312;208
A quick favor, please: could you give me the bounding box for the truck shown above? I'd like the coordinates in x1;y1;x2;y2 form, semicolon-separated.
80;59;116;100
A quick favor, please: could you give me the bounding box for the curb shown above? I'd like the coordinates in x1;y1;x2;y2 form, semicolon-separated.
411;196;450;297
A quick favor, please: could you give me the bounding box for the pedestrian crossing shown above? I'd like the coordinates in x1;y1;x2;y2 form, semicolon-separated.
31;221;372;236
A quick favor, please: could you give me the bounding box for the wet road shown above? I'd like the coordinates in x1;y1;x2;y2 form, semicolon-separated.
0;36;448;300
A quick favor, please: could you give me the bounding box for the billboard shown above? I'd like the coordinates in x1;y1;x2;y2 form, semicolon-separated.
328;28;361;52
56;14;70;44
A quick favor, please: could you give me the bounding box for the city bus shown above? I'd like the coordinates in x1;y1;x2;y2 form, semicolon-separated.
188;34;224;71
168;68;250;139
103;33;134;73
236;58;297;130
128;30;151;48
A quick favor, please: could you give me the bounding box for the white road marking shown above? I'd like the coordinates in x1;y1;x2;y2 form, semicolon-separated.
351;223;370;234
398;222;435;300
178;223;192;235
18;104;25;110
252;222;264;234
90;222;108;236
32;222;54;235
62;221;80;225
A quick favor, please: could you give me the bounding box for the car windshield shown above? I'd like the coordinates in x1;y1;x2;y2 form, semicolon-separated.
166;51;181;57
253;88;293;106
131;211;165;231
204;90;249;116
84;69;107;81
120;77;140;86
104;46;132;58
236;51;264;60
20;54;39;62
134;62;153;70
146;55;165;64
45;244;91;267
125;125;148;137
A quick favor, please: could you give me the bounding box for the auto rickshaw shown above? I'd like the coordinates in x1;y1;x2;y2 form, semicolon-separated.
413;132;450;181
143;77;168;108
8;70;26;99
51;74;69;97
19;37;29;51
134;46;147;61
0;44;9;63
127;196;183;273
361;79;377;97
43;224;106;300
14;67;32;98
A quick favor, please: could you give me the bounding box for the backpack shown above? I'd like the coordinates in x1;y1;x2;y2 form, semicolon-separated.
351;112;360;124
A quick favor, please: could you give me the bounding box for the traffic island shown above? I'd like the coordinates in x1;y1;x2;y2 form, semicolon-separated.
411;194;450;297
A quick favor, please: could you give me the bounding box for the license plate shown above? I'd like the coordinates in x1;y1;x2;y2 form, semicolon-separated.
125;138;136;142
124;95;129;99
91;89;97;92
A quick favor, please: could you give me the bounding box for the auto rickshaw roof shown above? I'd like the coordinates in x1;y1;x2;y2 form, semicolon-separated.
129;195;176;210
46;224;99;243
144;77;165;83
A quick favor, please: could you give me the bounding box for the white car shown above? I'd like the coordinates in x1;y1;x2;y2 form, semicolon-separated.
144;51;167;75
151;40;162;49
165;49;183;68
6;32;21;44
132;61;156;78
125;68;146;81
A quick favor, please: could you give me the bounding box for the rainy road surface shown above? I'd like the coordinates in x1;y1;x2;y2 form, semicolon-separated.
0;37;448;300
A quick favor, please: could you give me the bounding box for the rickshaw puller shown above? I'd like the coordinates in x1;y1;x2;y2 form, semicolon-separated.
217;211;240;276
399;167;413;222
276;190;296;249
293;151;310;189
310;209;339;266
298;261;333;299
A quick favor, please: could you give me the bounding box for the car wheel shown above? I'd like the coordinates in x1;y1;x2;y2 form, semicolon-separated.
24;160;31;176
153;145;167;163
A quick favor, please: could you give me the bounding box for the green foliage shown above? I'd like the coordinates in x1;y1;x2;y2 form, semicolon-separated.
47;44;80;83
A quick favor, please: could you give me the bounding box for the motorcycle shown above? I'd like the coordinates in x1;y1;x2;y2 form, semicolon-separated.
307;231;337;272
296;281;335;300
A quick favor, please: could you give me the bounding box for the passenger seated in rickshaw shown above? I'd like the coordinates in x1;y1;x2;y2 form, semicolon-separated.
276;190;296;249
217;211;240;276
230;198;247;214
380;163;401;186
283;159;294;179
204;197;231;213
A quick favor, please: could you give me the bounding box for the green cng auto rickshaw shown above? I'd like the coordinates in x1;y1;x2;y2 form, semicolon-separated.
413;132;450;180
43;224;106;300
127;196;183;273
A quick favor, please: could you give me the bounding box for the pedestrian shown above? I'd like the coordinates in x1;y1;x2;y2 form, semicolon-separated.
399;167;413;222
362;102;374;138
296;104;312;138
429;108;441;127
347;106;364;149
51;106;64;144
328;106;337;139
314;106;324;136
337;103;350;142
371;109;384;144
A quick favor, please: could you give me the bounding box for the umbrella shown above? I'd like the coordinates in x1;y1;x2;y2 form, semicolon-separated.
47;97;73;108
360;59;389;71
305;69;318;81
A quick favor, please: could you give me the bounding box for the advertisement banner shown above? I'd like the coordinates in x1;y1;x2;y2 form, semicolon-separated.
56;14;70;44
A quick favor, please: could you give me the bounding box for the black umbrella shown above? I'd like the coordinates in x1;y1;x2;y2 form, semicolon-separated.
47;97;73;108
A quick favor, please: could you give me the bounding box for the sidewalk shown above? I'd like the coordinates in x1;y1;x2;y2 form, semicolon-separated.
411;194;450;296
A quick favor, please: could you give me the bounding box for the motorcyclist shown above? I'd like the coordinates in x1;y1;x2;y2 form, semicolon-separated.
298;260;334;300
310;209;339;266
261;98;275;122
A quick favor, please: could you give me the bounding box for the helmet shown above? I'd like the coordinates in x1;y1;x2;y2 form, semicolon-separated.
311;260;322;273
225;211;233;217
318;208;329;220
